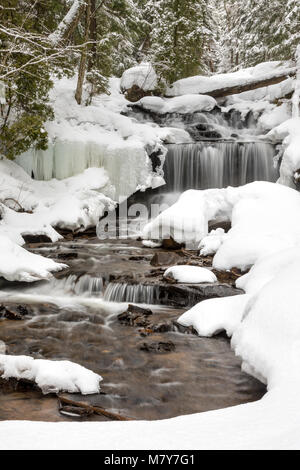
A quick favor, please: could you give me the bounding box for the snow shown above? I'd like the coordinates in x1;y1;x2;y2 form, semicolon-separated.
0;80;5;105
0;354;102;395
143;181;300;271
120;62;157;92
167;61;295;97
15;76;184;198
164;265;217;284
135;94;217;114
178;295;250;337
48;0;83;45
0;235;66;282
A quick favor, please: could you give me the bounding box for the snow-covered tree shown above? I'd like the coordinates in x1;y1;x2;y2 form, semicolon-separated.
138;0;216;88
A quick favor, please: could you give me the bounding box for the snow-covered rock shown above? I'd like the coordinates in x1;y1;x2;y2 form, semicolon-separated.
0;235;66;282
121;62;157;92
164;265;217;284
143;181;300;271
135;94;217;114
0;355;102;395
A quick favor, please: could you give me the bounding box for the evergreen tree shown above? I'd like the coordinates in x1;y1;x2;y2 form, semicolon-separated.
138;0;216;88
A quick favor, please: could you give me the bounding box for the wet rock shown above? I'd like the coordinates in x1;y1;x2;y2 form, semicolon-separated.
125;85;149;102
162;238;184;250
23;234;52;244
172;321;197;336
140;341;176;353
118;304;153;327
150;251;183;267
158;283;243;308
208;219;232;233
0;304;32;320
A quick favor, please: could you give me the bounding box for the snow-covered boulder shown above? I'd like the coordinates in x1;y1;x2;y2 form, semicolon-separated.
121;62;157;93
0;355;102;395
164;265;217;284
135;94;217;115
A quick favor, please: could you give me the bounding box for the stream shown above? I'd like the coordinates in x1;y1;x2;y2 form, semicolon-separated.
0;106;275;423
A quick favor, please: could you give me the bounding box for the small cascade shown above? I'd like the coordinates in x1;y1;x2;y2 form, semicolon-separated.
52;274;105;297
104;282;160;304
162;141;278;192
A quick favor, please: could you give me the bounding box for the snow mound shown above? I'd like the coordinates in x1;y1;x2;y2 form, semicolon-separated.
267;118;300;187
164;265;217;284
0;355;102;395
121;62;157;92
178;294;250;337
167;61;295;97
0;235;66;282
136;94;217;114
143;181;300;271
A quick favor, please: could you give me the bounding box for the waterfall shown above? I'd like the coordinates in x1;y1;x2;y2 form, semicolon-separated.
104;282;160;304
162;142;278;192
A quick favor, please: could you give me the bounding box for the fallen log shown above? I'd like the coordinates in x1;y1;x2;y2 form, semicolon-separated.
58;394;132;421
166;68;296;99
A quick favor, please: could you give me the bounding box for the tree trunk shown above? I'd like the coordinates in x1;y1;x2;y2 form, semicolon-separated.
48;0;85;45
75;0;91;105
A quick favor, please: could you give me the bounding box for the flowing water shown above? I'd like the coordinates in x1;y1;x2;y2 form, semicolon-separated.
0;238;266;422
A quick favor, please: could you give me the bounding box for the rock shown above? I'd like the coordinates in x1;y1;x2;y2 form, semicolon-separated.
23;234;52;244
0;304;32;320
125;85;149;102
150;251;183;267
162;238;184;250
118;304;153;327
208;219;232;233
172;321;197;335
140;341;176;353
57;252;78;260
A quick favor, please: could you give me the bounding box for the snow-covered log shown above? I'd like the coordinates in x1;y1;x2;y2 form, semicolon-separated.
48;0;86;45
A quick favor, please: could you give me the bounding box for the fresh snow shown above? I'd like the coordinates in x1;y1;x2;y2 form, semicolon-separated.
120;62;158;92
167;61;295;97
0;355;102;395
143;181;300;271
164;265;217;284
135;94;217;114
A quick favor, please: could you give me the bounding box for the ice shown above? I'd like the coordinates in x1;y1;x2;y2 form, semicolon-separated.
164;265;217;284
0;354;102;395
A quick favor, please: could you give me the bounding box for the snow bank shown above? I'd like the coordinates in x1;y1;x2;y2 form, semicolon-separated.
164;265;217;284
267;118;300;187
121;62;157;92
143;181;300;271
0;355;102;395
135;94;217;114
0;235;66;282
178;294;250;337
167;61;295;97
